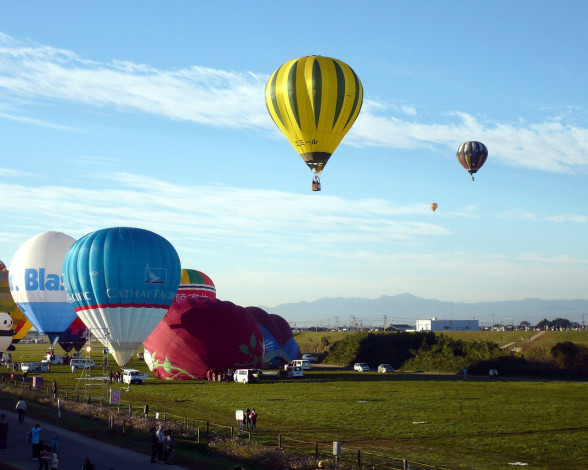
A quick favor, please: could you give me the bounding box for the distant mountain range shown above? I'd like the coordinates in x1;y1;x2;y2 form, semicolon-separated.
262;293;588;327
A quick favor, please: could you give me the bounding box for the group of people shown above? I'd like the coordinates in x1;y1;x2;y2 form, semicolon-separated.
27;423;59;470
239;408;257;431
150;424;175;464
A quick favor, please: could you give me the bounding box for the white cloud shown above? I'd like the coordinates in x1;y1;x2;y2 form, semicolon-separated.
1;33;588;176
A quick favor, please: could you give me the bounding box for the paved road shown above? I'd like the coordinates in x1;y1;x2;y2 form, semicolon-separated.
0;408;190;470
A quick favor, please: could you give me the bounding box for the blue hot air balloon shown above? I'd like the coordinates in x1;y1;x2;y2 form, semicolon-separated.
62;227;181;367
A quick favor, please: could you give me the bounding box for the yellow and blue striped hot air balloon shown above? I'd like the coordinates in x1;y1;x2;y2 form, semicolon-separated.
265;56;363;191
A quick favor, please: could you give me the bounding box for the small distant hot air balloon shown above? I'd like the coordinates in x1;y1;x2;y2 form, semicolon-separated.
430;203;438;212
265;55;363;191
9;232;77;338
176;269;216;301
457;141;488;181
62;227;181;367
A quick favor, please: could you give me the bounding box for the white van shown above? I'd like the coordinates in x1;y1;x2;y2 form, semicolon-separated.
289;359;311;371
234;369;261;384
122;368;144;385
70;358;95;371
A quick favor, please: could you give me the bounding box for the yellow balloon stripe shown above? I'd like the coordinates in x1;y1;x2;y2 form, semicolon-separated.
265;56;363;174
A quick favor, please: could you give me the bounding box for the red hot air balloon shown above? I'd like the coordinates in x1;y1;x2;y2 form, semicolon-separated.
143;297;264;380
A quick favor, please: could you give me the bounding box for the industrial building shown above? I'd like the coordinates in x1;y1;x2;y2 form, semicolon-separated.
416;318;479;332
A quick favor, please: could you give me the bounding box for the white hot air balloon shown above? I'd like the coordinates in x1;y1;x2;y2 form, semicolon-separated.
9;231;77;339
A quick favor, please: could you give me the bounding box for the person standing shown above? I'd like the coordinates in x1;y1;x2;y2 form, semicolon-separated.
156;425;164;461
245;408;251;429
163;429;175;464
50;435;59;453
0;414;8;451
150;427;158;463
31;423;42;459
50;450;59;470
15;397;27;423
38;440;52;470
250;409;257;430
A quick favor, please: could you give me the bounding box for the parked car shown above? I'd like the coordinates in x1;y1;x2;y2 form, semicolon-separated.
21;362;48;373
302;354;316;361
353;362;369;372
285;365;304;378
234;368;262;384
122;368;145;385
377;364;394;373
70;358;95;370
289;359;311;370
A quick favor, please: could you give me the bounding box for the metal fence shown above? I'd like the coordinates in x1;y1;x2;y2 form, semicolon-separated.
0;374;448;470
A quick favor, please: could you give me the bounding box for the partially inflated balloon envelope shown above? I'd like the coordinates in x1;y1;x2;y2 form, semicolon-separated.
0;262;16;314
62;227;181;367
143;297;264;380
57;317;89;353
9;232;77;337
11;306;32;344
245;306;299;366
176;269;216;301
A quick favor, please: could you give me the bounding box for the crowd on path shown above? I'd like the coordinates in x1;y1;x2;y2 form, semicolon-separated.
0;397;190;469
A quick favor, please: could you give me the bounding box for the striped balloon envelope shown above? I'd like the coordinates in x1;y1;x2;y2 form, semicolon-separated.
0;263;16;314
176;269;216;301
456;141;488;181
265;55;363;189
62;227;181;367
11;306;33;343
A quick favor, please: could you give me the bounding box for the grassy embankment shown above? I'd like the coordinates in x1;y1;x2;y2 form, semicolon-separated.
1;336;586;470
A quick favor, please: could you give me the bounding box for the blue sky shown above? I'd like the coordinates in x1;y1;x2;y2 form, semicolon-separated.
1;2;587;324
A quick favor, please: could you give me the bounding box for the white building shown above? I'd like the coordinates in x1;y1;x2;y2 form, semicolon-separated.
416;318;479;332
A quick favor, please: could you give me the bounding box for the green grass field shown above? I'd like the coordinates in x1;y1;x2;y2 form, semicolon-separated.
2;338;586;469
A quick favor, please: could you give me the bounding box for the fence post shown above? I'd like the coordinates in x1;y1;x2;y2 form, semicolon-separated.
248;431;251;441
403;458;408;470
122;419;126;434
357;449;361;467
128;404;132;416
65;391;68;400
197;427;200;444
87;395;91;404
231;426;234;437
164;412;167;422
315;442;319;458
278;435;282;449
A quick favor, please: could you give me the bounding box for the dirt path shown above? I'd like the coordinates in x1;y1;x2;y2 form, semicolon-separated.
500;329;546;350
0;407;191;470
